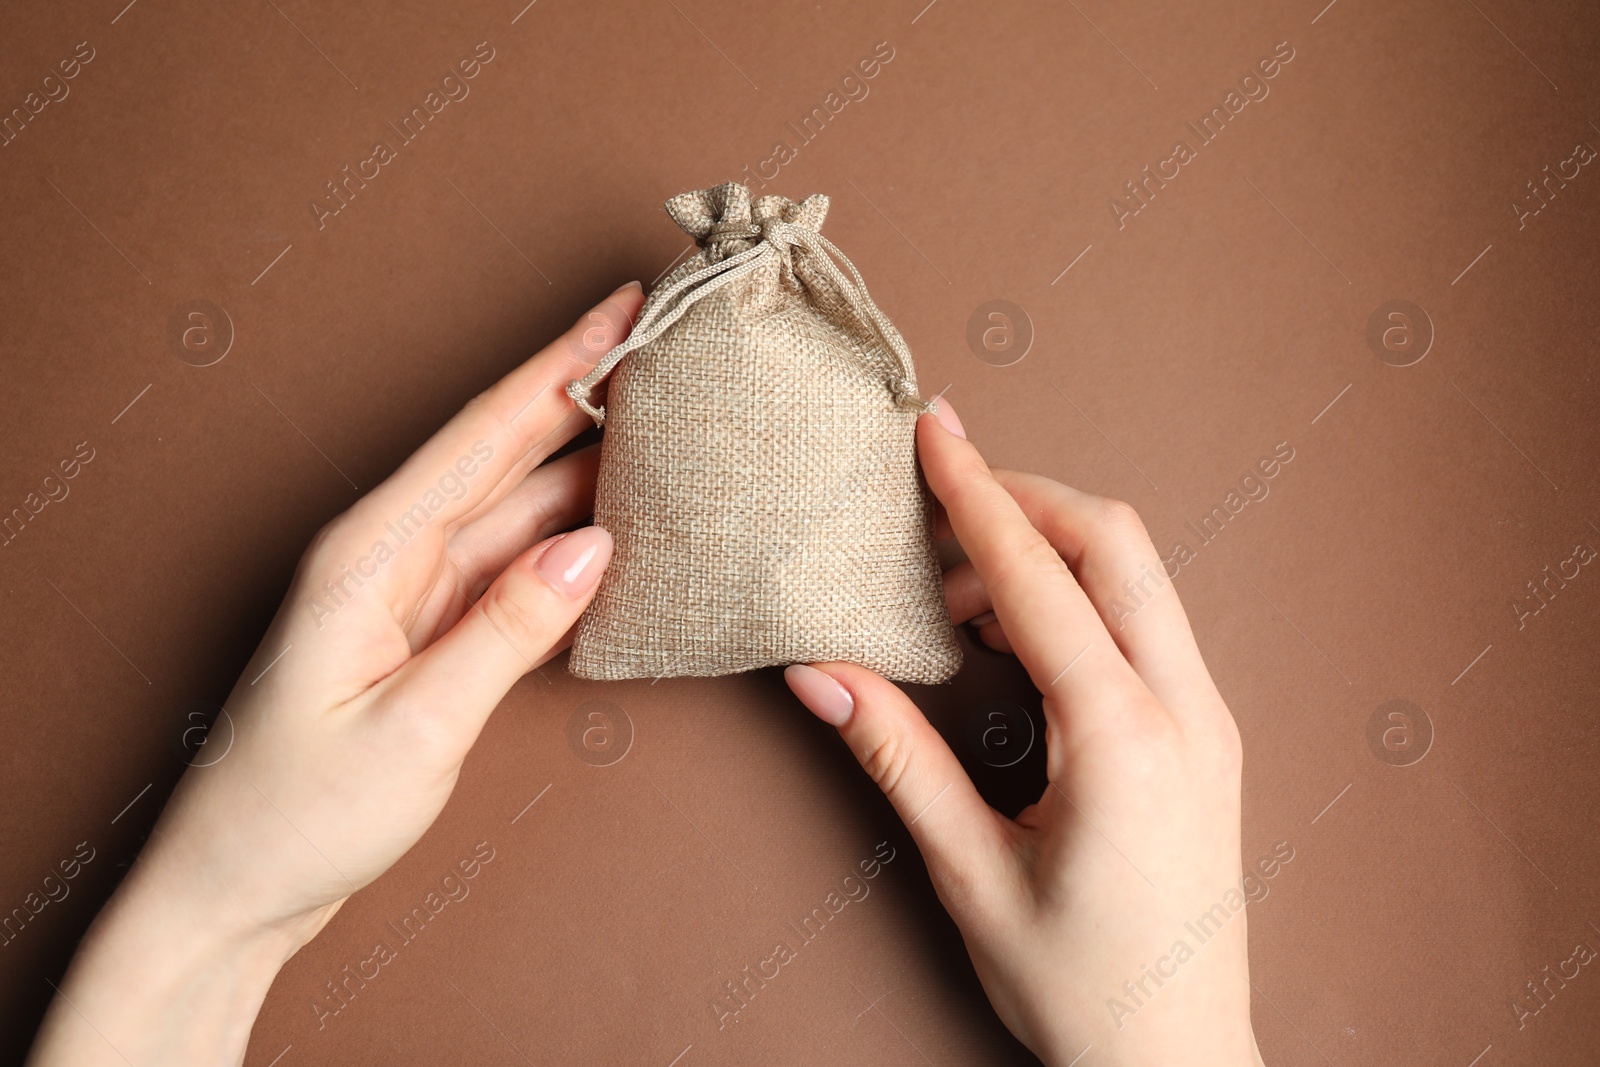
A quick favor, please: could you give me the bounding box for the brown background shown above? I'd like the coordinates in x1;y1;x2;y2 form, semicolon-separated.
2;0;1598;1063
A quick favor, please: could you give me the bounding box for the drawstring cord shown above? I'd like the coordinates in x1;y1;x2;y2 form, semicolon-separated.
564;222;936;426
772;221;935;417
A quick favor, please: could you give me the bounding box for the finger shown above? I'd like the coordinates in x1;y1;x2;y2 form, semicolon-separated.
396;446;602;648
974;618;1015;655
917;401;1148;717
942;560;990;623
447;445;601;601
786;661;1010;917
380;525;612;734
941;561;1016;652
992;470;1216;714
349;283;642;544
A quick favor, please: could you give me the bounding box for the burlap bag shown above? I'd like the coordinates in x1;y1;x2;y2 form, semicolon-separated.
565;182;961;683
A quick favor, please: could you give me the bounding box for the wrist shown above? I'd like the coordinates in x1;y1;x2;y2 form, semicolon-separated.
27;854;311;1067
124;825;340;955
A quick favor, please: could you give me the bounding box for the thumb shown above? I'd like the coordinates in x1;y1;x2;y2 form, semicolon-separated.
385;525;613;731
786;661;1007;911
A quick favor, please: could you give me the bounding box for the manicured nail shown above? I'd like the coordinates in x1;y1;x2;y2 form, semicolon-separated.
534;526;612;599
784;664;854;727
969;610;997;627
611;280;642;296
931;397;966;439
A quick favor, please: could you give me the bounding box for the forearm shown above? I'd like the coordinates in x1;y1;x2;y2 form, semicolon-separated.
27;862;304;1067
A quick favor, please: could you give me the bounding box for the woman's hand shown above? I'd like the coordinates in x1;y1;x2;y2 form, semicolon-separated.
785;400;1263;1067
27;282;645;1067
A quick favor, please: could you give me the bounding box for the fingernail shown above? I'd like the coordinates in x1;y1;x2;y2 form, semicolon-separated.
930;397;966;439
969;610;997;627
784;664;854;727
610;280;642;296
534;526;613;599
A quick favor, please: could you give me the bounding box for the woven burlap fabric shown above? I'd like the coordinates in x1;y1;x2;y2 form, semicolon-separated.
566;183;961;683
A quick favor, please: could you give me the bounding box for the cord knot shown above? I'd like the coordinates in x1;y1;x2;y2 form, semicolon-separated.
566;378;605;424
889;377;936;414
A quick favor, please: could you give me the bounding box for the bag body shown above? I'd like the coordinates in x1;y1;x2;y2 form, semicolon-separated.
566;182;961;683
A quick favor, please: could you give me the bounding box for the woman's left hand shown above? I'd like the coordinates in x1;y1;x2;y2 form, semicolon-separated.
28;282;643;1067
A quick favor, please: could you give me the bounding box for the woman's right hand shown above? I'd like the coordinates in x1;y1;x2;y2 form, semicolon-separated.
784;400;1264;1066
